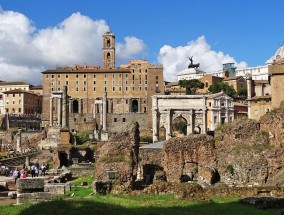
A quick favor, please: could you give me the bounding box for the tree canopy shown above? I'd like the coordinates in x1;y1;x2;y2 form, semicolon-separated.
237;87;247;97
178;79;204;95
208;82;236;97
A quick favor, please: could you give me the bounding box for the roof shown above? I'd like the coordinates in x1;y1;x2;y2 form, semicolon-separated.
177;68;205;76
42;67;131;74
223;76;245;81
206;91;233;99
3;89;41;96
0;81;32;86
254;80;269;84
251;95;271;100
140;141;164;149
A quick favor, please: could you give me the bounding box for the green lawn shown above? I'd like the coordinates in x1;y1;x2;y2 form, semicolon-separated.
0;176;280;215
0;191;280;215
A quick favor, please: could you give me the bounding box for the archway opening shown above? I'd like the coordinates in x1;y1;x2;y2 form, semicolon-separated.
59;151;69;167
73;100;79;113
132;100;138;112
172;116;187;137
159;126;166;141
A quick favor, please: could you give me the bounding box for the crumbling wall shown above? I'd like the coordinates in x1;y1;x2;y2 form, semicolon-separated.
94;122;140;193
162;134;216;183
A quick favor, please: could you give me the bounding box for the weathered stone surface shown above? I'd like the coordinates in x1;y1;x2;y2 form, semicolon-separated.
95;122;140;193
8;191;17;199
162;134;216;183
17;178;44;193
44;183;71;195
0;181;8;191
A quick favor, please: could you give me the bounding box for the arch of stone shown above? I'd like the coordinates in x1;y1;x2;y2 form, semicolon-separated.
152;95;207;142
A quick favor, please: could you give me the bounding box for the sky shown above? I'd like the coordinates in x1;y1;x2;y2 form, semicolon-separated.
0;0;283;85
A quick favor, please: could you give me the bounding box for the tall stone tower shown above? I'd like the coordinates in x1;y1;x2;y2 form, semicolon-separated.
102;30;115;69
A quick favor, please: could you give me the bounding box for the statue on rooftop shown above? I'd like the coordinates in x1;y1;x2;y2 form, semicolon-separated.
188;56;200;69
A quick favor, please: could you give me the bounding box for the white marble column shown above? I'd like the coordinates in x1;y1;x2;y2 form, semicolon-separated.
50;97;53;126
166;110;172;140
62;86;67;128
202;109;207;134
152;109;158;142
102;92;107;131
78;99;82;114
187;110;194;134
58;97;62;126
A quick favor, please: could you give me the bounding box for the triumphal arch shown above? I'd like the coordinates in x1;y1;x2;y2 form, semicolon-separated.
152;95;207;142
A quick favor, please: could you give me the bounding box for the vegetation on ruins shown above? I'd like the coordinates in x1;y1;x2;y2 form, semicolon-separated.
237;86;248;97
139;135;153;143
178;79;204;95
172;120;187;135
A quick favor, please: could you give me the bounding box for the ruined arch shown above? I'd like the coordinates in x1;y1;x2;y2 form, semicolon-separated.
172;116;187;137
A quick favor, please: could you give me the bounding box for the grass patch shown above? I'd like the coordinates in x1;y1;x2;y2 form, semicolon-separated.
0;195;278;215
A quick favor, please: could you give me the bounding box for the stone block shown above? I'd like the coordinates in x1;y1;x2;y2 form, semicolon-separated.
0;181;8;191
8;191;17;199
17;178;44;193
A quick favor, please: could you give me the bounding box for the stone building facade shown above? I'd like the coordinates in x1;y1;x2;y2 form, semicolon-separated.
206;92;234;131
3;89;42;115
41;30;164;131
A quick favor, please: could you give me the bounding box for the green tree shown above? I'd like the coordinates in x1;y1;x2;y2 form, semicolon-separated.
237;87;247;97
178;79;204;95
208;82;236;97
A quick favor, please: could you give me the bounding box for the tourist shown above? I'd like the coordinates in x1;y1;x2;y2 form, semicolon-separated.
12;168;20;184
35;166;39;177
41;164;46;176
31;164;36;177
22;171;27;178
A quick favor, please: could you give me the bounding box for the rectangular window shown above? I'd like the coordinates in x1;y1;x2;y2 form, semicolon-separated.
84;74;86;78
125;74;128;78
51;88;54;91
114;118;117;122
12;101;15;104
58;74;60;78
83;87;86;91
51;75;54;78
58;87;60;91
104;81;107;85
76;74;79;78
145;87;147;91
93;74;96;78
58;81;60;85
19;100;21;104
19;108;21;113
46;74;49;79
76;81;79;85
119;87;122;91
112;80;115;85
113;87;115;92
13;94;15;97
126;87;128;91
112;74;115;78
76;87;79;92
122;118;126;122
132;87;135;91
93;81;96;85
51;81;54;86
104;87;107;92
66;81;68;85
93;87;96;91
119;74;122;78
66;74;68;79
84;81;86;85
104;74;107;78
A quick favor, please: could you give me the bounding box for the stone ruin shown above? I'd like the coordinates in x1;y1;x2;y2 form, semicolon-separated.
94;122;140;194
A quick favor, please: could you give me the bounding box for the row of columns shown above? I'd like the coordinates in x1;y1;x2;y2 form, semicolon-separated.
49;86;68;128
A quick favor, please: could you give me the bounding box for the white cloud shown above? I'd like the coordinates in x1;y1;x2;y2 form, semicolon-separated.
0;9;147;85
158;36;247;82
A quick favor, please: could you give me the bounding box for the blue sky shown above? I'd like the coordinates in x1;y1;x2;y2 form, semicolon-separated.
0;0;283;84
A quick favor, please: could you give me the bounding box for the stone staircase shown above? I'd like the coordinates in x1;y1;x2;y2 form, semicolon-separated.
0;152;40;169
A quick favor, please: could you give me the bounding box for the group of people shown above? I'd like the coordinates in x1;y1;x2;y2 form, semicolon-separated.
12;163;48;184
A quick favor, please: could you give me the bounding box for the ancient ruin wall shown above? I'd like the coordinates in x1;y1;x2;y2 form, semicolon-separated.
162;134;216;183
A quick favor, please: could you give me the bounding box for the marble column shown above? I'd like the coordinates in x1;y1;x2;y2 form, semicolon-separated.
16;129;22;152
62;86;68;128
50;97;53;126
78;99;82;114
187;110;194;134
166;110;172;140
102;92;107;131
202;109;207;134
58;97;62;126
152;109;158;142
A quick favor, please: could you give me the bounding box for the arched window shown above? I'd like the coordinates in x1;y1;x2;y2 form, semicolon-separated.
106;38;110;47
107;52;111;60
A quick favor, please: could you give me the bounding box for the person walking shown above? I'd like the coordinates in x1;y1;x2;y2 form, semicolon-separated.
12;168;20;184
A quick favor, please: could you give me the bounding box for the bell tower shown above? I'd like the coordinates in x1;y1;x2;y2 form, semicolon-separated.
102;29;115;69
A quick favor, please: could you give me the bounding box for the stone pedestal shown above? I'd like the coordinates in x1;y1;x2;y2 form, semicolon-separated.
60;128;70;144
